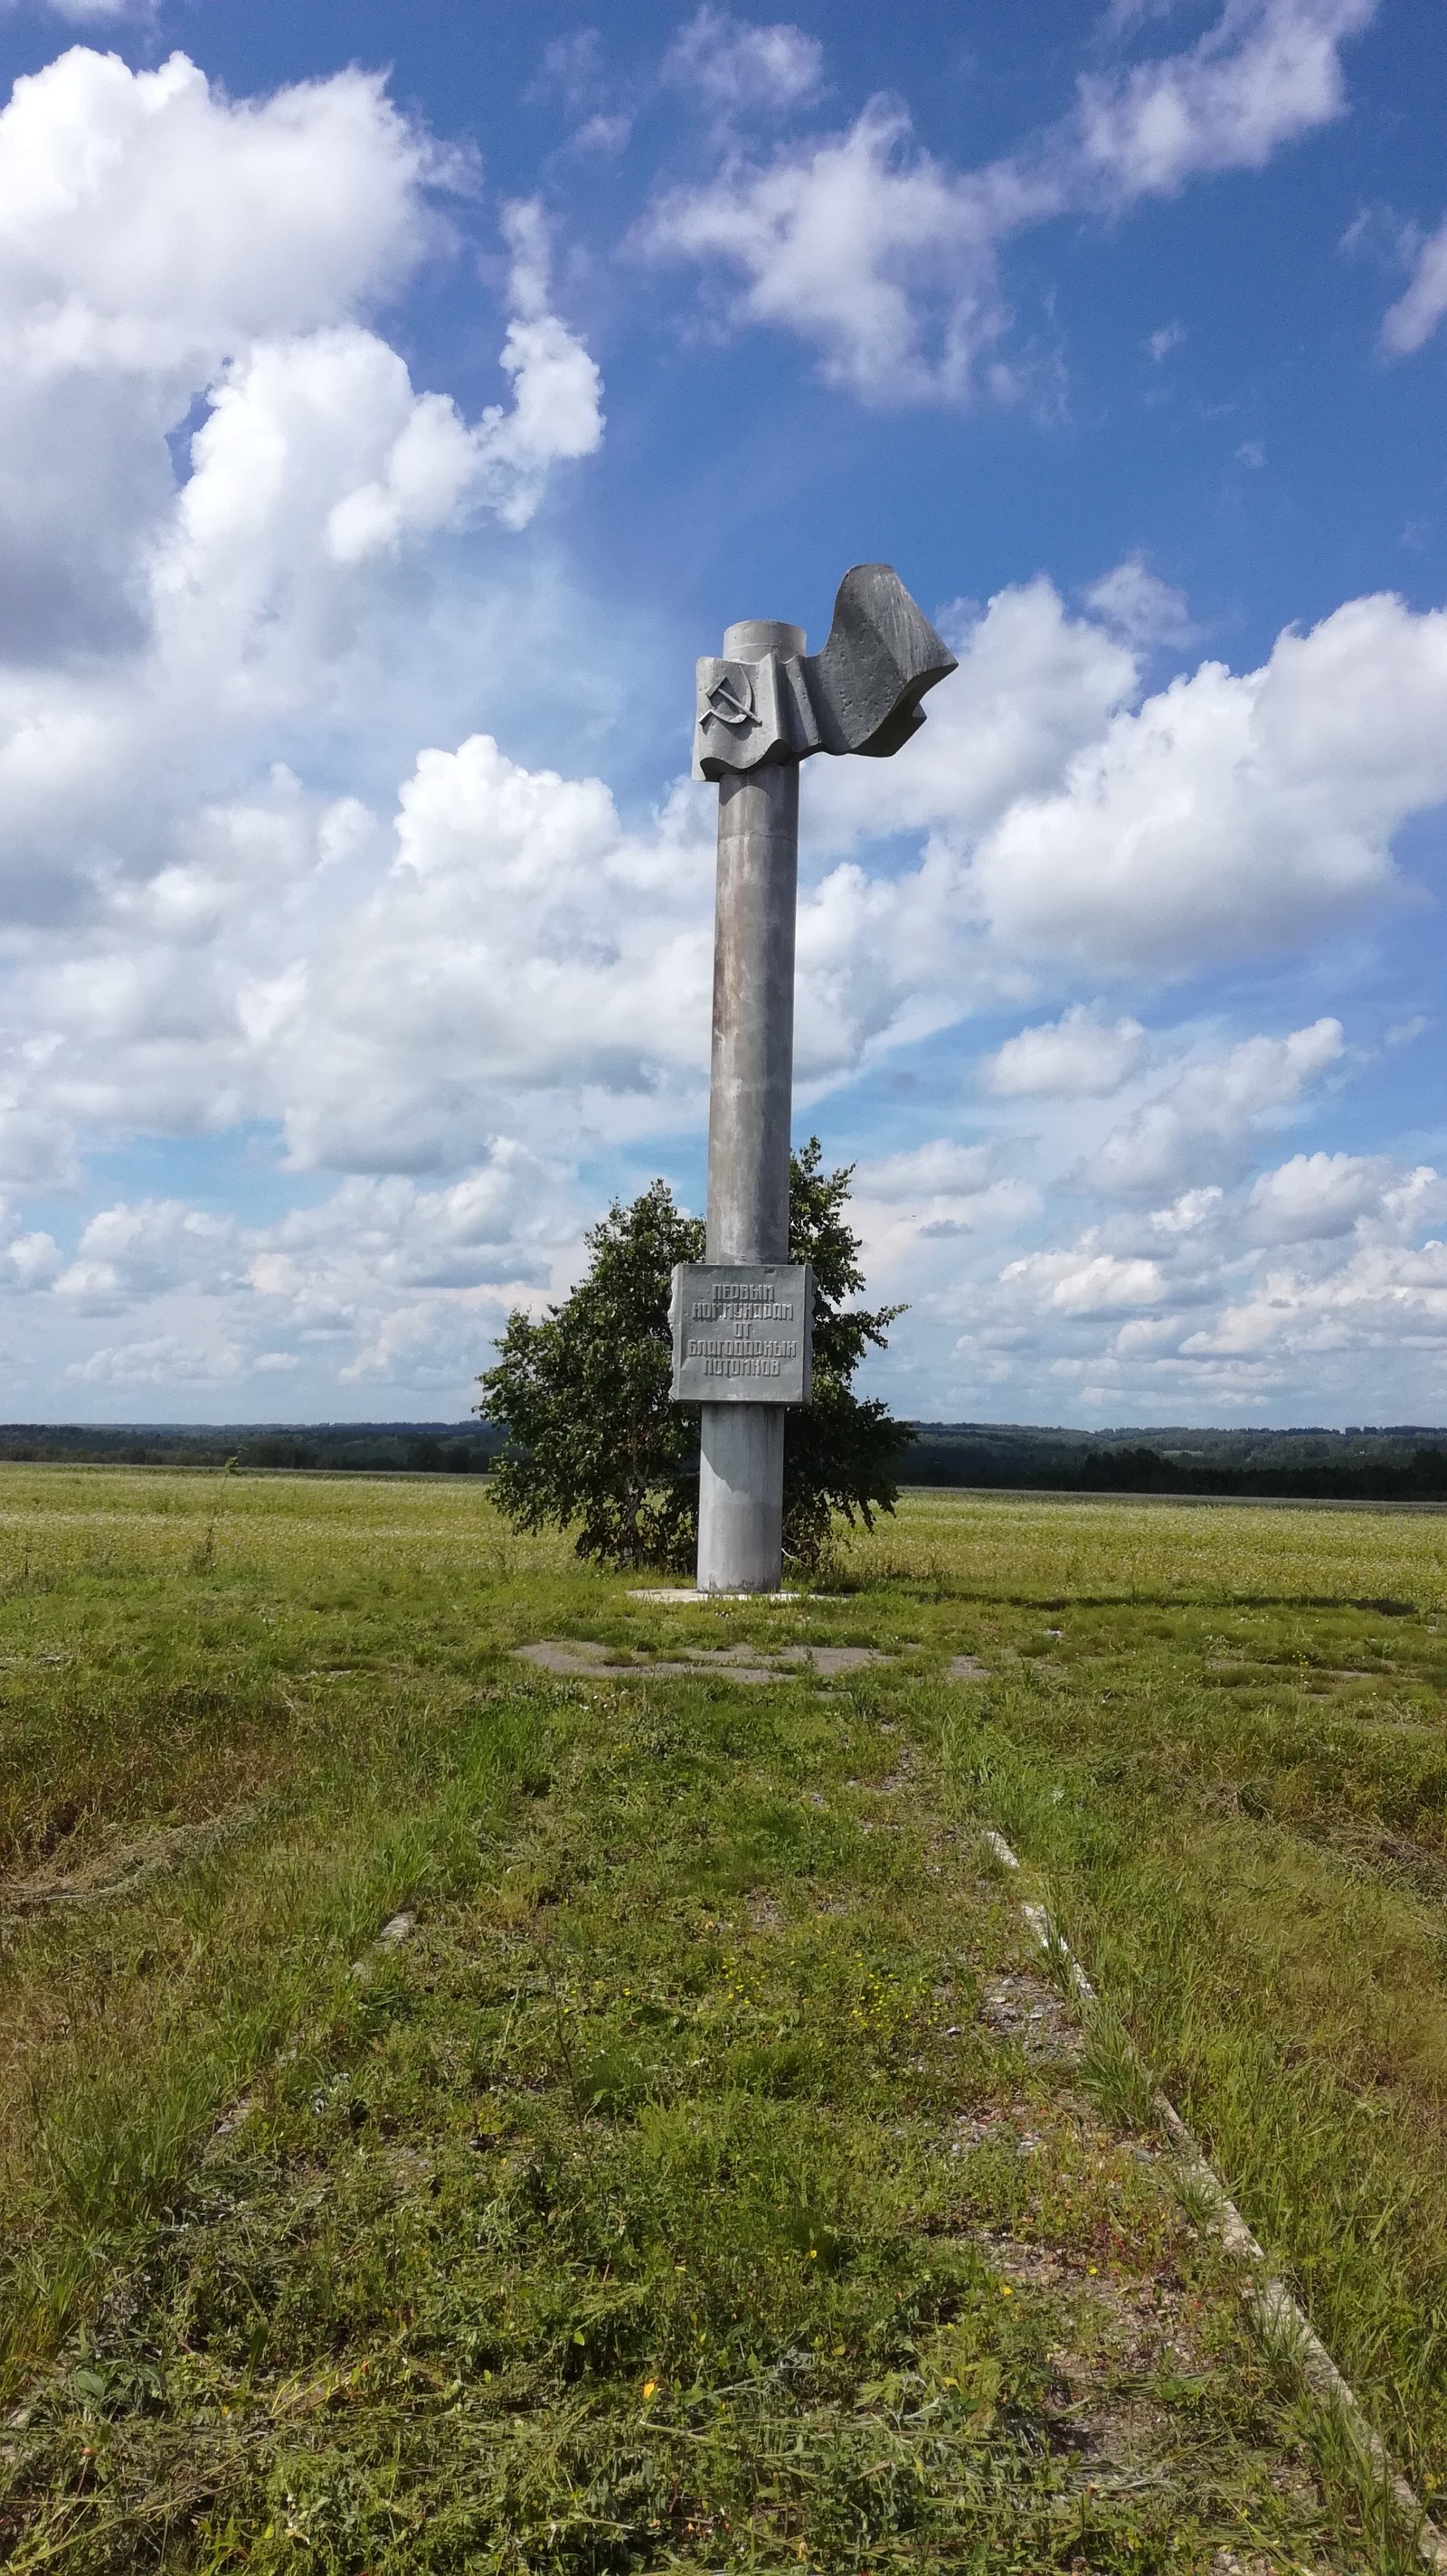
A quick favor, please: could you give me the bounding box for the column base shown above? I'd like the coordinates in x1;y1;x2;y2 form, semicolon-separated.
697;1403;784;1593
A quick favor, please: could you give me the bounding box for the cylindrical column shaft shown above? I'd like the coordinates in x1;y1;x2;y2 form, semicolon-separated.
704;759;799;1264
697;1405;784;1593
697;617;802;1595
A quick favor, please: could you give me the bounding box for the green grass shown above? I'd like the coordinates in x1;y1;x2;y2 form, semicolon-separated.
878;1496;1447;2508
4;1468;1447;2565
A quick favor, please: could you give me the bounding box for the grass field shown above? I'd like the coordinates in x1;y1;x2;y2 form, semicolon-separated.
4;1467;1447;2568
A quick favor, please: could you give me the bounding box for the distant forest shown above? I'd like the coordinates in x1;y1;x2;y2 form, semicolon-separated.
0;1422;504;1475
894;1422;1447;1505
5;1418;1447;1503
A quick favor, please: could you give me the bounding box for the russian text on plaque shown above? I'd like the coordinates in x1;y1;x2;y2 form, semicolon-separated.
669;1263;813;1405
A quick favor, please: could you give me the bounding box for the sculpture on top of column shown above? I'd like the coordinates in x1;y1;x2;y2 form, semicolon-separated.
693;562;957;781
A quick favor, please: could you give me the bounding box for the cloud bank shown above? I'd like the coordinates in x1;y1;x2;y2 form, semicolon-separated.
0;22;1439;1425
639;0;1378;403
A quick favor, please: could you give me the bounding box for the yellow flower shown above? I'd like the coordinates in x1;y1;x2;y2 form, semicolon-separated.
642;2379;658;2401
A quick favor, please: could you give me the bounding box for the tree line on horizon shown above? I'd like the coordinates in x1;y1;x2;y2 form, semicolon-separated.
5;1417;1447;1507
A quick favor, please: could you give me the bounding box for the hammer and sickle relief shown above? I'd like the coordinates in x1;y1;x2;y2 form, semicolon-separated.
703;663;755;731
693;565;957;780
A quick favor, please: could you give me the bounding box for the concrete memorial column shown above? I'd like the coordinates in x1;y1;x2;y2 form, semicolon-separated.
672;567;958;1594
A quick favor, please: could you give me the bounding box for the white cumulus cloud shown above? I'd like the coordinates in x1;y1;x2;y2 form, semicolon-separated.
638;97;1042;404
803;578;1138;854
1000;1244;1168;1317
639;0;1376;404
1381;215;1447;355
1;561;1444;1227
849;1141;1037;1268
66;1332;242;1385
1073;0;1375;200
47;1147;583;1405
661;8;824;117
1177;1232;1447;1365
970;595;1447;972
1248;1149;1390;1242
55;1199;241;1309
933;1141;1447;1423
1083;556;1196;650
24;1;151;20
1247;1151;1447;1243
983;1005;1148;1099
0;45;600;676
1088;1020;1344;1194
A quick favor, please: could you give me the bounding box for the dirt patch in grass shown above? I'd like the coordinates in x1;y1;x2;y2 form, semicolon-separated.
1;1808;256;1911
980;1968;1087;2067
515;1638;894;1684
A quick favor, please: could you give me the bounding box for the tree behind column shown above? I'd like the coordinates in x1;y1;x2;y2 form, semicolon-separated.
478;1140;907;1575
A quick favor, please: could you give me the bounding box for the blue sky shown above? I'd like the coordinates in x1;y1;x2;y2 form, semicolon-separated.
0;0;1443;1425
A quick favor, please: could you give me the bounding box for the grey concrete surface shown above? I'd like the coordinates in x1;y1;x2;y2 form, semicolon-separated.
691;575;957;1596
699;1398;785;1593
693;569;957;778
697;618;802;1593
671;1260;811;1403
514;1639;892;1684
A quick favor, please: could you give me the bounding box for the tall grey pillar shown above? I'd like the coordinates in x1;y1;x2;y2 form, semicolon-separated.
696;618;802;1592
685;570;958;1597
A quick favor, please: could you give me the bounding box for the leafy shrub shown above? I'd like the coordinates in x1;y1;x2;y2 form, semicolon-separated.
478;1140;908;1574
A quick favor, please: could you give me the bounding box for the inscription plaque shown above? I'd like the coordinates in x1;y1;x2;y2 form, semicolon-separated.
670;1261;813;1405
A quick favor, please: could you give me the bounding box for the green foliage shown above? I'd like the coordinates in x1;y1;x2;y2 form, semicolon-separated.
478;1139;910;1574
479;1177;704;1572
782;1137;909;1574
